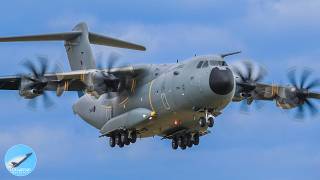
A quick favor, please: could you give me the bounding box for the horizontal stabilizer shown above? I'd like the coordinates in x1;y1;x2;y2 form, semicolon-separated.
89;32;146;51
0;30;146;51
0;32;82;42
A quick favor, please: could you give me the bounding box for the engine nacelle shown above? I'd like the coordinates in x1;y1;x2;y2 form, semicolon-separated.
275;96;299;109
274;86;302;109
85;70;120;95
19;88;41;99
19;78;42;99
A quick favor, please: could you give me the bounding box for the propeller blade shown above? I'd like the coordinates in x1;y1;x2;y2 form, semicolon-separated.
239;99;264;114
23;60;39;79
37;56;49;76
42;92;54;108
286;68;319;120
305;99;318;116
243;61;253;80
295;105;305;119
23;75;37;82
233;61;268;112
96;51;121;71
300;69;312;89
240;100;249;113
305;79;320;90
232;66;246;82
20;56;59;109
107;52;120;72
27;98;38;110
96;52;104;70
287;69;298;88
253;66;267;82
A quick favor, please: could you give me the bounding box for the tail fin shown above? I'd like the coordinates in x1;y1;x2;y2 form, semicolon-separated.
0;22;146;71
66;23;95;70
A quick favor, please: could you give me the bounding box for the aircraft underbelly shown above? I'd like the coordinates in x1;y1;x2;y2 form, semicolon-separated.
73;64;235;139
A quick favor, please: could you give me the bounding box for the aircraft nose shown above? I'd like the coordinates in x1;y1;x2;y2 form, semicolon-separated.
209;67;234;95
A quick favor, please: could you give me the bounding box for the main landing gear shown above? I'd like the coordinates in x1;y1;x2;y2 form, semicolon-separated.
171;133;200;150
109;130;137;148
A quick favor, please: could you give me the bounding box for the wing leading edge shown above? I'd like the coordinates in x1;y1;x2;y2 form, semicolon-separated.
0;65;146;92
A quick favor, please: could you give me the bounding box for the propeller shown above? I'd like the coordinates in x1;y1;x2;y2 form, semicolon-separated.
287;68;320;118
21;56;58;109
97;51;121;72
232;61;267;112
232;61;267;95
93;52;127;97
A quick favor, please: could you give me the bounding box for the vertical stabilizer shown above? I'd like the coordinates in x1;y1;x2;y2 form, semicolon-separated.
0;22;146;71
65;22;96;70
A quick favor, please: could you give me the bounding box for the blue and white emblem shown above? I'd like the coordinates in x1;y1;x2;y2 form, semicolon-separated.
4;144;37;176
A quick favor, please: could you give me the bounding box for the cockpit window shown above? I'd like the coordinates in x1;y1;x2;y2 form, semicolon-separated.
196;61;203;68
202;61;209;68
210;60;217;66
210;60;227;66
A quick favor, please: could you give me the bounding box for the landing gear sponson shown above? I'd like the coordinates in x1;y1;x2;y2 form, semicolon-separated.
106;114;215;149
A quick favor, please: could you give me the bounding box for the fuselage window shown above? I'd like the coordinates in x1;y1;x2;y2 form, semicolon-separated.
196;61;203;68
202;61;209;68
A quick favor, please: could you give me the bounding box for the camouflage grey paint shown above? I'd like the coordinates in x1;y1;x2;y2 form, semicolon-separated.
65;23;96;70
73;55;236;138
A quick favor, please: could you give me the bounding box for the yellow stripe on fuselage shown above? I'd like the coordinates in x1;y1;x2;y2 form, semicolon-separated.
148;80;155;112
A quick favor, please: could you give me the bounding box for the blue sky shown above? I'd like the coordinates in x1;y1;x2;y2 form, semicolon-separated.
0;0;320;179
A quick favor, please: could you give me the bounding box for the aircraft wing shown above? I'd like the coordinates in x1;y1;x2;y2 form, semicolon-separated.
233;82;274;102
0;65;146;92
0;76;21;90
233;81;320;111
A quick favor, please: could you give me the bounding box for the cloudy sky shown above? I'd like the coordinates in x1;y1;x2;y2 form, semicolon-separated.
0;0;320;179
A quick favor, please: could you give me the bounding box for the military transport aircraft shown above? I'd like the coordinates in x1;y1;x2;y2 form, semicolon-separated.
0;22;319;150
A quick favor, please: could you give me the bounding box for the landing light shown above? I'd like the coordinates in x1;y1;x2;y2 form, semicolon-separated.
173;119;181;126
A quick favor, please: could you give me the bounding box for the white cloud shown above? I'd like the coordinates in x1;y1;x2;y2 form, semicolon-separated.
245;0;320;30
46;14;246;64
93;23;246;65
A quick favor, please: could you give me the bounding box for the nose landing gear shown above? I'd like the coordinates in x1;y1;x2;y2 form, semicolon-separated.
199;109;215;128
207;116;214;127
198;115;215;128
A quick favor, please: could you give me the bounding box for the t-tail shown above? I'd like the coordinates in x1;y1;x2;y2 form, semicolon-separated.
0;22;146;97
0;22;146;71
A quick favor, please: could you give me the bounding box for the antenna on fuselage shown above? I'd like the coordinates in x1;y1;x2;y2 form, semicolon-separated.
220;51;241;58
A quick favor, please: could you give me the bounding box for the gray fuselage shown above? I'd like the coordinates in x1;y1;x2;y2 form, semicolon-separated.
73;55;235;138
